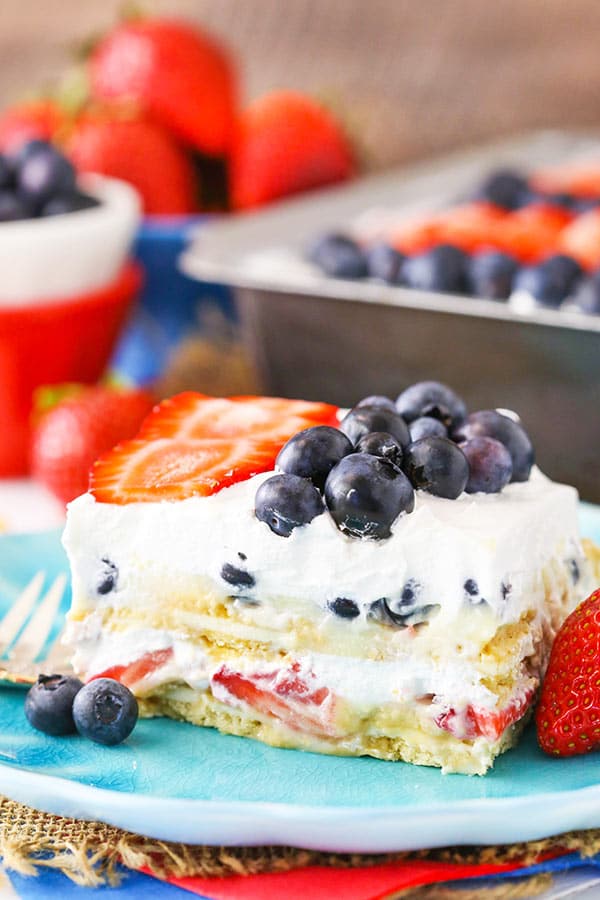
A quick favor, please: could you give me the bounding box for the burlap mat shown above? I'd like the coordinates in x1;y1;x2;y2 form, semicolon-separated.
0;797;598;896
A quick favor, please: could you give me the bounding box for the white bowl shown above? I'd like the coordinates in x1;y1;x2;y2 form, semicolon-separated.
0;174;142;305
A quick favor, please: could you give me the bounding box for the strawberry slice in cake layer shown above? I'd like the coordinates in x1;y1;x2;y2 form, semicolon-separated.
63;385;595;774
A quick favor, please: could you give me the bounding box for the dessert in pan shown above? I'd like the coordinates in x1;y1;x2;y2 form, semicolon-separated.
63;383;592;774
307;162;600;315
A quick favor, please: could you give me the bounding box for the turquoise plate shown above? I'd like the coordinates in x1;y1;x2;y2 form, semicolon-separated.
0;505;599;853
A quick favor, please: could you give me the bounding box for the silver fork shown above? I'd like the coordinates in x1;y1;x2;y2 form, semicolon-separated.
0;572;72;685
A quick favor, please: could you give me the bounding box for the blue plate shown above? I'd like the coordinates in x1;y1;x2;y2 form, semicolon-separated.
0;505;598;852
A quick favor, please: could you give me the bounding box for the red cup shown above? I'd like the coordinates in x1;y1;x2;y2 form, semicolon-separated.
0;261;143;475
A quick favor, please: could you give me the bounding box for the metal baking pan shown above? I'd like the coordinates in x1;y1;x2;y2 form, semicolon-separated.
182;131;600;501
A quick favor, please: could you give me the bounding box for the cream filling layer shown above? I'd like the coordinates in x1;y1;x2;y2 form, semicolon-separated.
67;617;534;713
63;467;584;631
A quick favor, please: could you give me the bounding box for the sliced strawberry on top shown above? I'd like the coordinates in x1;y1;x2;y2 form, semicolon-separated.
558;209;600;270
137;392;339;443
90;435;282;503
532;161;600;199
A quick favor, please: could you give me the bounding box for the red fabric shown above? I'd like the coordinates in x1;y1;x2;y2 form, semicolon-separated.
141;857;530;900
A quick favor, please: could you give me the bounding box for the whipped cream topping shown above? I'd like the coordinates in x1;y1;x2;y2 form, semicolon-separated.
64;467;584;627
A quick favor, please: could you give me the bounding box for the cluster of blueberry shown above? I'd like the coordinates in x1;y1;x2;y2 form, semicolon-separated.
25;673;138;744
307;169;600;314
255;381;534;542
0;140;98;222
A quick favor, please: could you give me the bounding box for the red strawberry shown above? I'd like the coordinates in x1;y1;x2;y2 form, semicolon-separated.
536;588;600;757
212;664;338;738
231;91;355;210
90;393;339;504
89;436;282;503
532;161;600;199
558;209;600;270
66;114;198;214
0;99;64;153
90;18;236;156
436;688;535;742
137;392;339;443
31;385;154;504
91;648;174;688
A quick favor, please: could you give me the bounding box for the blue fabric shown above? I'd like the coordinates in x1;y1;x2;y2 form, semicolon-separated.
112;217;236;385
7;866;209;899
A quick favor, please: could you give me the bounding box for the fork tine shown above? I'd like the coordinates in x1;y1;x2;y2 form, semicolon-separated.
0;572;45;648
10;574;67;661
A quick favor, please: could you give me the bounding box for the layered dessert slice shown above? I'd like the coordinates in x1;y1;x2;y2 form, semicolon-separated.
63;384;593;774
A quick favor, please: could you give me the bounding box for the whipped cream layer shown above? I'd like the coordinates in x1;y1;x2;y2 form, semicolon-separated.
64;467;584;627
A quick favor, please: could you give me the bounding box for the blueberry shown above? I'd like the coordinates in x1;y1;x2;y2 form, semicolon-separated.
400;578;421;608
542;191;579;212
97;559;118;595
324;453;414;539
328;597;360;619
17;143;76;208
220;563;255;589
385;579;423;618
459;436;513;494
573;272;600;315
409;416;447;442
41;191;98;217
463;579;488;606
0;190;29;221
356;431;403;467
513;254;582;308
7;138;52;173
501;581;512;601
367;598;393;625
403;436;469;499
0;155;12;190
255;473;324;537
366;242;405;283
403;244;467;294
453;410;534;483
276;426;353;490
307;232;368;279
339;405;411;449
574;197;600;214
477;169;529;210
396;381;467;429
72;678;138;746
355;395;397;412
25;674;83;736
467;251;518;301
568;558;580;584
368;597;439;627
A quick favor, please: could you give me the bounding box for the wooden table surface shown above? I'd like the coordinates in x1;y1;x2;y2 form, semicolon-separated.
2;0;600;170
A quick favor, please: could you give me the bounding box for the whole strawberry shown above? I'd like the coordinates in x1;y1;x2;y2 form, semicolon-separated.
67;114;198;215
536;588;600;757
90;17;236;157
231;91;356;210
31;385;154;504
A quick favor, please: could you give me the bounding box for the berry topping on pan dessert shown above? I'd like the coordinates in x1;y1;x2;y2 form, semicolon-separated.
63;385;594;774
